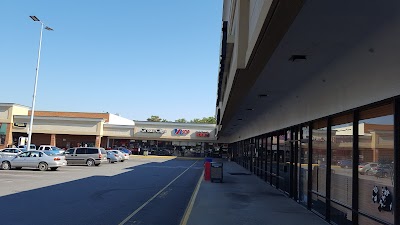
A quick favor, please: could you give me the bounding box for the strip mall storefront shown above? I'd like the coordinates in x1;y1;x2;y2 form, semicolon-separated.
0;103;217;152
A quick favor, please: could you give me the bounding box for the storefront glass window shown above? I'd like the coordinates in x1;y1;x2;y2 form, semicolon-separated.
330;114;353;224
280;131;290;193
266;136;271;182
359;104;394;224
0;123;7;145
299;126;309;207
312;120;327;217
272;135;278;187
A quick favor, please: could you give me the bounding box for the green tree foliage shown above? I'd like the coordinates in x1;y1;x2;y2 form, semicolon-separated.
146;116;215;123
190;116;216;124
175;118;187;123
146;115;170;122
147;115;162;122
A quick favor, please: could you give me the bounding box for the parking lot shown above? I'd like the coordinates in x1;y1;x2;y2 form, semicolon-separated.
0;156;204;225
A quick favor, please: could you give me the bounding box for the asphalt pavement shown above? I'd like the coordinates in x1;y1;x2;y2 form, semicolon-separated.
0;157;203;225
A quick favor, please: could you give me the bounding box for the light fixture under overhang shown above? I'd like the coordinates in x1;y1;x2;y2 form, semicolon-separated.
289;55;307;62
246;108;254;111
237;118;243;121
258;94;269;98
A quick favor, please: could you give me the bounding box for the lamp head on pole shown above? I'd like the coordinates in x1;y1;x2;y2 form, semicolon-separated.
29;16;40;21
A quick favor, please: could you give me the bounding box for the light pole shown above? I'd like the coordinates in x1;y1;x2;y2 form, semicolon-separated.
27;16;53;150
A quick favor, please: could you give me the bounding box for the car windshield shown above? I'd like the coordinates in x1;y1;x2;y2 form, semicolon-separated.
50;147;61;151
43;150;58;156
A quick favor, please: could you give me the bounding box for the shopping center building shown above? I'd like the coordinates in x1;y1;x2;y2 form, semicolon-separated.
0;103;217;152
215;0;400;225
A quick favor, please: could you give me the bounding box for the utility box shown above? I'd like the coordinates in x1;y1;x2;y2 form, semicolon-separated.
210;162;223;182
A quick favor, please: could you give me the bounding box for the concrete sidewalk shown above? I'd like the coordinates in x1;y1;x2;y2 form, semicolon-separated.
185;160;328;225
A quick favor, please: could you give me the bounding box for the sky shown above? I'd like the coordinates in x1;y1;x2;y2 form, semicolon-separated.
0;0;223;121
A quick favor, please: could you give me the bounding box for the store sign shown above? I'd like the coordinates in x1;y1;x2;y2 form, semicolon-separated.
140;128;166;134
13;123;27;128
196;131;210;137
174;129;190;135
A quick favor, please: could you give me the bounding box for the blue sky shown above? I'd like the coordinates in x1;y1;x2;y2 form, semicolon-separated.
0;0;222;121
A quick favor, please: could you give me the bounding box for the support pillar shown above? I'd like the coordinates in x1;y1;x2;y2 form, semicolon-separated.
50;134;56;146
5;123;13;147
95;135;101;148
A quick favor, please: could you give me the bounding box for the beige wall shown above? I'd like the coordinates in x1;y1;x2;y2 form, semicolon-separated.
0;106;11;123
13;116;103;136
103;125;134;138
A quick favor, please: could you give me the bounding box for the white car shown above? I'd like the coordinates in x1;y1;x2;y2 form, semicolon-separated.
109;150;127;162
118;150;130;160
38;145;65;155
0;150;67;171
0;148;23;157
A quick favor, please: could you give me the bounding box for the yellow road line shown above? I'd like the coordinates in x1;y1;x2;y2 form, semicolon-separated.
180;170;204;225
118;160;198;225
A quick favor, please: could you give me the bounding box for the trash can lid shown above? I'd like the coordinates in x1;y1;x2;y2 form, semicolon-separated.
211;162;223;167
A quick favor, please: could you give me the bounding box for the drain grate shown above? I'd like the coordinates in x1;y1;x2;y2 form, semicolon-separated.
229;172;252;175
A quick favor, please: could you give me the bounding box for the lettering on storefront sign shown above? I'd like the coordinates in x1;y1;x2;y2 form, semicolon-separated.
174;129;190;135
140;128;166;134
13;123;27;128
195;131;210;137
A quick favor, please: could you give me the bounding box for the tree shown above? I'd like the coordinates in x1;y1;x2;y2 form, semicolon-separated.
147;115;162;122
146;115;170;122
190;116;216;124
175;118;187;123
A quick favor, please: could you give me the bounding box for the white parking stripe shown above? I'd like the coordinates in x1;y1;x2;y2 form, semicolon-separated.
118;160;198;225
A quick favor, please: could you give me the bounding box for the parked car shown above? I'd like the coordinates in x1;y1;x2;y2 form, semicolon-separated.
359;162;378;175
156;149;172;156
38;145;65;155
337;159;352;168
0;150;67;171
117;147;132;155
18;144;37;151
131;147;141;155
106;151;118;163
0;148;24;157
373;163;394;178
109;150;127;162
118;150;129;160
64;147;107;166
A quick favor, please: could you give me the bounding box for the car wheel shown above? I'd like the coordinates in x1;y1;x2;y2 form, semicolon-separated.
108;159;111;163
121;160;124;162
50;167;58;171
1;161;11;170
15;167;22;170
86;159;95;167
38;162;48;171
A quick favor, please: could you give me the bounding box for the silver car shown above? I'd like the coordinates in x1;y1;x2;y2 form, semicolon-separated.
65;147;107;166
0;150;67;171
106;151;118;163
109;150;125;162
0;148;23;157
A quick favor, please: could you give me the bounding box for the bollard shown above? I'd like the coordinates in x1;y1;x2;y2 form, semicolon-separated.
204;161;211;181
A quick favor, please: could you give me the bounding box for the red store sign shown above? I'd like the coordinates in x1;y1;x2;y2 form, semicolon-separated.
196;132;210;137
